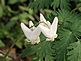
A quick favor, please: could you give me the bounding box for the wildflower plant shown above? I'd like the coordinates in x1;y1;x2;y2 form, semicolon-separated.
20;13;58;61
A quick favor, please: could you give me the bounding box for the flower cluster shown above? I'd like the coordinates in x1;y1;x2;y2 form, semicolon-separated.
21;13;58;44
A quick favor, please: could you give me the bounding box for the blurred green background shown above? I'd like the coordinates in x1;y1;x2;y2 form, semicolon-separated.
0;0;81;50
0;0;60;48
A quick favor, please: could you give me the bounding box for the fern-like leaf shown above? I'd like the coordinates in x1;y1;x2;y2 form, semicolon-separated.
51;0;70;10
36;41;54;61
29;0;52;10
54;9;81;61
54;28;76;61
67;40;81;61
21;41;54;61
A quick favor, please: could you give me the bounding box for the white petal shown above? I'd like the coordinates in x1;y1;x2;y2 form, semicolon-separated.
31;37;40;44
40;13;50;28
40;13;47;24
46;38;54;41
47;21;51;27
21;23;41;44
29;21;34;27
36;37;40;43
51;17;58;34
54;34;58;38
29;21;35;30
39;25;52;38
32;25;41;40
21;23;32;40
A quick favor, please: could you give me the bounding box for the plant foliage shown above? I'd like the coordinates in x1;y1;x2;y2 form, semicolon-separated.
0;0;81;61
67;40;81;61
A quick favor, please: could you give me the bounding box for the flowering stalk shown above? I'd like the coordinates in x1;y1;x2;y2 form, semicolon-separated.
21;13;58;43
21;21;41;44
39;13;58;41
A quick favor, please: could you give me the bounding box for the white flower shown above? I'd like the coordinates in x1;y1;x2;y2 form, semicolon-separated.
29;21;35;30
39;14;58;41
21;21;41;44
29;21;34;27
40;13;47;25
